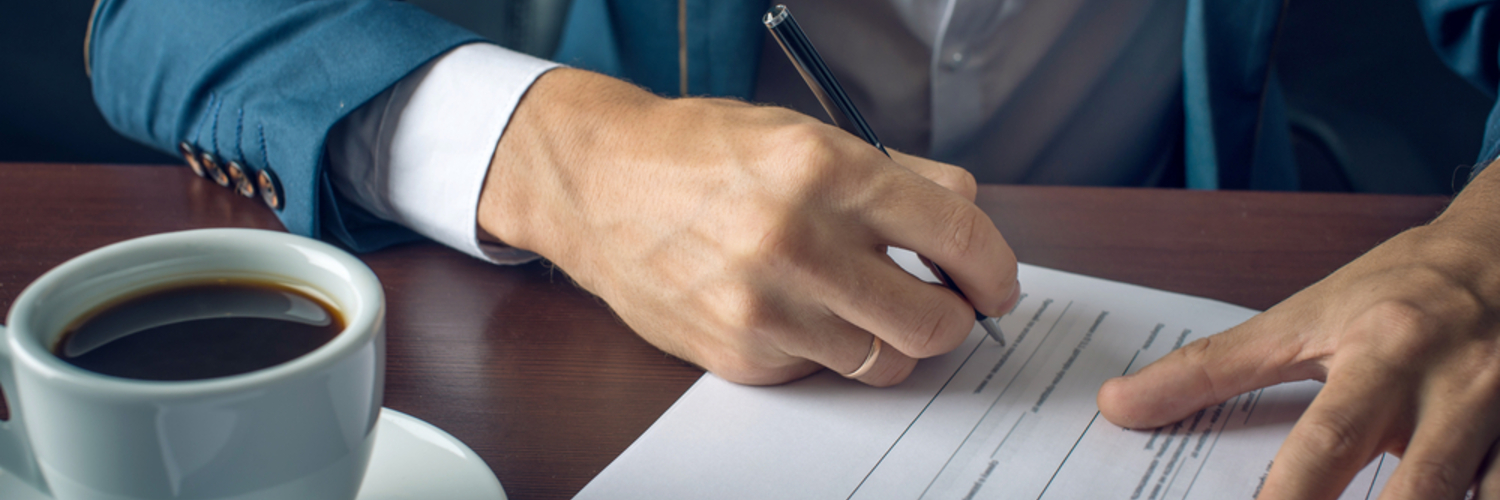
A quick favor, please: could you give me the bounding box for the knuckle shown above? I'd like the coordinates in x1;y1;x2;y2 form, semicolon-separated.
901;295;970;358
709;351;798;386
862;355;918;388
1175;337;1227;398
936;204;986;261
773;124;843;181
1292;410;1367;463
705;282;781;334
691;316;811;386
1178;336;1214;359
1351;299;1444;361
1397;456;1468;498
707;352;760;382
770;122;888;194
777;120;834;145
939;167;977;199
1362;300;1433;337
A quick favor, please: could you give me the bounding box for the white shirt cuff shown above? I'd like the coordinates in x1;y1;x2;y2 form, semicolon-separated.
327;42;559;264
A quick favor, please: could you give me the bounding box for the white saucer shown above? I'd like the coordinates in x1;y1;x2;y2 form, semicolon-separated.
0;408;506;500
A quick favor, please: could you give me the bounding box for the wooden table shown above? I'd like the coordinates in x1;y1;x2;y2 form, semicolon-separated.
0;163;1451;499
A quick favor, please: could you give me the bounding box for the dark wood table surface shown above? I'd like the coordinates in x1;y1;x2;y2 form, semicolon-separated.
0;162;1452;499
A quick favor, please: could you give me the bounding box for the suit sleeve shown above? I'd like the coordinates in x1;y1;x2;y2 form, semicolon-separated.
1420;0;1500;177
87;0;484;250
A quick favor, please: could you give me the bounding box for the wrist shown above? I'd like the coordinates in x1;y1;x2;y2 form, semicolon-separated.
1399;161;1500;300
1431;158;1500;244
475;68;665;261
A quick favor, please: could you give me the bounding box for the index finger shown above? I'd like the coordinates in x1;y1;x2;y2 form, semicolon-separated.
889;150;977;201
860;168;1018;318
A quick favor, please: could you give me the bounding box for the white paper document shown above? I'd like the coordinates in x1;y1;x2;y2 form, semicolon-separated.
578;253;1398;499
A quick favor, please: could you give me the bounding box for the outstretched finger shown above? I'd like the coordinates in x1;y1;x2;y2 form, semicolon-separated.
1098;314;1308;429
1379;386;1500;500
1261;365;1403;500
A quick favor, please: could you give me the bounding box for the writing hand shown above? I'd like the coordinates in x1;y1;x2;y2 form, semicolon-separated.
477;69;1021;386
1098;165;1500;498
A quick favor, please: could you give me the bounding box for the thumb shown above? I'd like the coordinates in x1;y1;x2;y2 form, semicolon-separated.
1097;316;1305;429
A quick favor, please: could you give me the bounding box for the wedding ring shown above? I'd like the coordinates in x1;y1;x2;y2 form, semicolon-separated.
843;336;883;379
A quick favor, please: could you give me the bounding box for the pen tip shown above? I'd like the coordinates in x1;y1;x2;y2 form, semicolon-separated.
980;318;1006;347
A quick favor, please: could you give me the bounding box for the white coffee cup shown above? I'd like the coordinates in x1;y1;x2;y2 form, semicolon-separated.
0;228;385;500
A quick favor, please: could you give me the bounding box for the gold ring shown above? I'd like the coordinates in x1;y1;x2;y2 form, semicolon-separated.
843;336;882;378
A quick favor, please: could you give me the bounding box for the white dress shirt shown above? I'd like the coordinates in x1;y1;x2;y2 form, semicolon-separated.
327;43;556;263
326;0;1182;262
755;0;1185;185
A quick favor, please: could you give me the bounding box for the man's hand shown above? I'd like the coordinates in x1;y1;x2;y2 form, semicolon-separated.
477;69;1021;386
1099;165;1500;498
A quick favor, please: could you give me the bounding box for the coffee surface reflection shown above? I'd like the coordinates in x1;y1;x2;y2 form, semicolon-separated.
56;280;344;381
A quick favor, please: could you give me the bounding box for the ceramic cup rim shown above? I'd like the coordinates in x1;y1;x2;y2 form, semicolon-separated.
3;228;383;398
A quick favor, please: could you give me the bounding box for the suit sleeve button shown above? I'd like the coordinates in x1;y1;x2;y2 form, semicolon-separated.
225;161;256;198
256;168;284;211
178;142;206;178
199;152;231;187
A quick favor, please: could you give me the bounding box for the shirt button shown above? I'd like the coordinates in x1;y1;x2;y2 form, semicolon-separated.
941;47;967;71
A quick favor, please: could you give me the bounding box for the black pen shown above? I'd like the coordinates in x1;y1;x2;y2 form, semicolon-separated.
763;4;1007;346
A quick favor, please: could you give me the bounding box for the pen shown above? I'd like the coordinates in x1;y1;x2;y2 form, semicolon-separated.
763;4;1007;347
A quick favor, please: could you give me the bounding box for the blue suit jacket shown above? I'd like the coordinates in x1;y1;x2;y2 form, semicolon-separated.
89;0;1500;251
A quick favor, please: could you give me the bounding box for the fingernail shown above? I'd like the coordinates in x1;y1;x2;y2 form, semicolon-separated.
996;281;1021;316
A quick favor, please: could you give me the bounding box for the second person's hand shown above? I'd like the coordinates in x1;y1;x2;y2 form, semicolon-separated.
1099;164;1500;499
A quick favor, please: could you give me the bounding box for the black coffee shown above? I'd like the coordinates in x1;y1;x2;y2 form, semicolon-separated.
56;280;344;381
